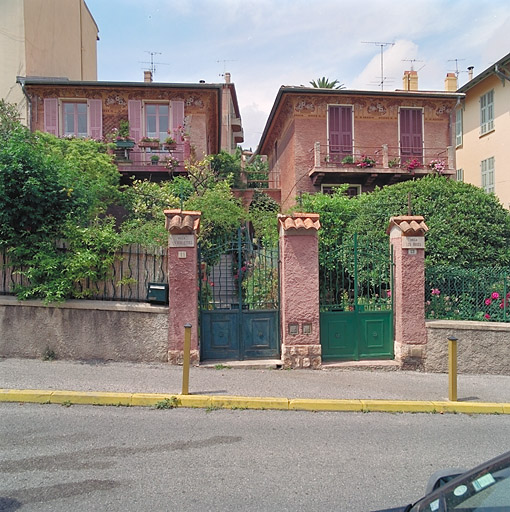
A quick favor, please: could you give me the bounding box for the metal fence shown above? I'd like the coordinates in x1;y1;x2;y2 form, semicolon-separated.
425;266;510;322
0;243;168;303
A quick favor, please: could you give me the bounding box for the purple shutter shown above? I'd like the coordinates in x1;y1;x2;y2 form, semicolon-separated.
328;106;352;163
400;108;423;162
128;100;142;143
44;98;58;135
171;100;185;140
88;99;102;140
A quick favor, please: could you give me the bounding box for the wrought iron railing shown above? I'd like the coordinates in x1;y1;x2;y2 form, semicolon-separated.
425;266;510;322
0;243;167;302
313;143;455;172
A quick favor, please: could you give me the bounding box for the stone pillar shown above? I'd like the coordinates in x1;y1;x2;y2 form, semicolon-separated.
164;209;201;365
278;213;321;369
386;216;429;368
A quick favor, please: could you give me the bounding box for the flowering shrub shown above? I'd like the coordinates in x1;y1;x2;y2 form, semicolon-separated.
481;291;510;320
404;158;422;171
356;155;376;168
428;159;447;174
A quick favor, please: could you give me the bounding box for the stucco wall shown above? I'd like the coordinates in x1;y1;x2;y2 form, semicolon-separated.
425;320;510;374
0;296;168;363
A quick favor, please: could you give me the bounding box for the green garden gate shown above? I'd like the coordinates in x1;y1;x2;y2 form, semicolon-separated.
199;228;279;361
320;233;394;361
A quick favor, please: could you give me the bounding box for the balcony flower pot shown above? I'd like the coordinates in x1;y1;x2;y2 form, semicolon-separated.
115;139;135;149
139;139;160;150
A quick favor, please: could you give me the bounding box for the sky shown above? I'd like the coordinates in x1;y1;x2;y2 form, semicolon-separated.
85;0;510;150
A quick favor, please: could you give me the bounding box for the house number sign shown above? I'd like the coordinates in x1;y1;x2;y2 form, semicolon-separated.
169;234;195;248
402;236;425;249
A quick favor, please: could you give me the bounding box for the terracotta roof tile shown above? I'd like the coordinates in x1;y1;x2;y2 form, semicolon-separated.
278;213;321;232
386;215;428;236
164;209;201;234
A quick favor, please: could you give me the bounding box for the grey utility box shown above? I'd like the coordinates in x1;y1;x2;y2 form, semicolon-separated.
147;283;169;305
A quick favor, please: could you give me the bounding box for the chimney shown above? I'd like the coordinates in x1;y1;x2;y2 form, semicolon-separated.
224;72;231;84
444;73;458;92
144;70;153;83
402;70;418;91
467;66;474;81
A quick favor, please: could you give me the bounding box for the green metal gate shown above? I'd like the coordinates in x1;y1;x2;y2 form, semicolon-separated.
320;233;394;361
199;228;280;361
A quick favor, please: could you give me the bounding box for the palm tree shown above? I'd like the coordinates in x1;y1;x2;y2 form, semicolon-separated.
309;77;345;89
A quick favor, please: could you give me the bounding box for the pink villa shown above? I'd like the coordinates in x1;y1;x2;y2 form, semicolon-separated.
257;71;463;211
18;72;243;182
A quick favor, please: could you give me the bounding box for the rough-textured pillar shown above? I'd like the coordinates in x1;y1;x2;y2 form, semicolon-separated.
164;209;201;365
278;213;321;369
387;216;429;368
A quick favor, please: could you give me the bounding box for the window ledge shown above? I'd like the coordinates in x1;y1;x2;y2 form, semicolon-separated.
479;127;495;138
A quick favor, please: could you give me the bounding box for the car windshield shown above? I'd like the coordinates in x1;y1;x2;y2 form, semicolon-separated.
412;456;510;511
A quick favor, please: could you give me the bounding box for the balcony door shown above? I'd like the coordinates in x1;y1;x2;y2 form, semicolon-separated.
400;108;423;164
328;105;353;163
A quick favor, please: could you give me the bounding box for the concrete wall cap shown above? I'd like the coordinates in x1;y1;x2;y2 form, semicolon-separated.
164;210;201;234
386;215;428;236
278;213;321;231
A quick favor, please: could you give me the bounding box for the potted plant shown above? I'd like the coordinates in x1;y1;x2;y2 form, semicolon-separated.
404;158;422;173
428;159;446;175
150;154;160;166
355;155;376;168
114;120;135;149
341;155;355;165
388;158;400;168
139;137;160;149
164;136;177;150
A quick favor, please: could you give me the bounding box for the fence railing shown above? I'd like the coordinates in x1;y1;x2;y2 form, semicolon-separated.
1;243;168;303
425;266;510;322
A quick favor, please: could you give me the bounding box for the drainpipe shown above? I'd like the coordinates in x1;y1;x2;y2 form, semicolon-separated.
16;76;32;131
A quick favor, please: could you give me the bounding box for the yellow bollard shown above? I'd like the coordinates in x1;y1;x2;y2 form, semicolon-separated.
448;335;458;401
182;323;192;395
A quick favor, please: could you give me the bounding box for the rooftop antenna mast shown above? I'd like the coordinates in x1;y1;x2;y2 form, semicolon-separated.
448;58;465;78
362;41;395;90
402;58;423;71
217;59;237;77
140;51;169;76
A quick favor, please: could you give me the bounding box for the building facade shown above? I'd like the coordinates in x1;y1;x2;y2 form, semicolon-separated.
456;53;510;209
1;0;98;123
257;77;462;211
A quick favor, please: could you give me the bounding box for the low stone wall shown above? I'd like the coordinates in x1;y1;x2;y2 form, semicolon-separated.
425;320;510;374
0;296;168;363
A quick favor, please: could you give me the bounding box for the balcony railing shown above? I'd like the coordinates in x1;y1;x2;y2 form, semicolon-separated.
312;143;455;173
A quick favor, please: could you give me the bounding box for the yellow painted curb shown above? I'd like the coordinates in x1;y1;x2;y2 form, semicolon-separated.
431;401;507;415
130;393;177;407
210;395;289;410
289;399;363;412
177;395;212;408
361;400;437;413
0;389;53;403
51;390;132;406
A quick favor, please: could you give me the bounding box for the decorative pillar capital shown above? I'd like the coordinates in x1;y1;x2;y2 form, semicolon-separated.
164;209;201;234
278;213;321;235
386;215;428;238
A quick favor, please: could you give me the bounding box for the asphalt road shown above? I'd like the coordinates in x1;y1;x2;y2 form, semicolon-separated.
1;403;510;511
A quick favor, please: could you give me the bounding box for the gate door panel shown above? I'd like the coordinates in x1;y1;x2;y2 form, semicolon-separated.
199;228;279;361
320;233;394;361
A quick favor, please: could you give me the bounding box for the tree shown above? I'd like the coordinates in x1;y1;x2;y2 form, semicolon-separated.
309;77;345;89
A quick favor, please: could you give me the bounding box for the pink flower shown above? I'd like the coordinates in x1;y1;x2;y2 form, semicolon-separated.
500;302;505;309
484;313;491;319
386;290;392;298
485;298;492;306
241;266;247;272
491;292;500;300
431;288;440;296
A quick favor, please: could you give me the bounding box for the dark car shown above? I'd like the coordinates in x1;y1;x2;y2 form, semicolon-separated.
373;450;510;512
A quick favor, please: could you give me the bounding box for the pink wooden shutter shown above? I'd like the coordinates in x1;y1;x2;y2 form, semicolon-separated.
88;99;103;140
340;106;352;154
328;105;352;162
128;100;142;143
400;108;423;162
171;100;185;140
44;98;58;135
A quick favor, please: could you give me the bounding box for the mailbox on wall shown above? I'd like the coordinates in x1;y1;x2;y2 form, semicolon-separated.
147;283;169;305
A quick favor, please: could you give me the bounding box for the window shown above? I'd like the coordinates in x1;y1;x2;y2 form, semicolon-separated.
145;104;169;140
481;157;495;193
456;168;464;182
328;105;353;163
480;90;494;135
63;102;87;137
321;184;361;197
400;108;423;164
455;108;463;147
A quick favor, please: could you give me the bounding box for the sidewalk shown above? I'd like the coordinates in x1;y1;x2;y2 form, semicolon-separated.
1;357;510;413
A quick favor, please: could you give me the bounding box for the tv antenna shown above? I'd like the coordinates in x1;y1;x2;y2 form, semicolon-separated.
402;59;424;71
448;58;466;78
362;41;395;90
217;59;237;77
140;51;169;75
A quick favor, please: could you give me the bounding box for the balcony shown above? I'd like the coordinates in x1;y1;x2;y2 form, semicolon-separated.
309;143;455;186
114;140;191;179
